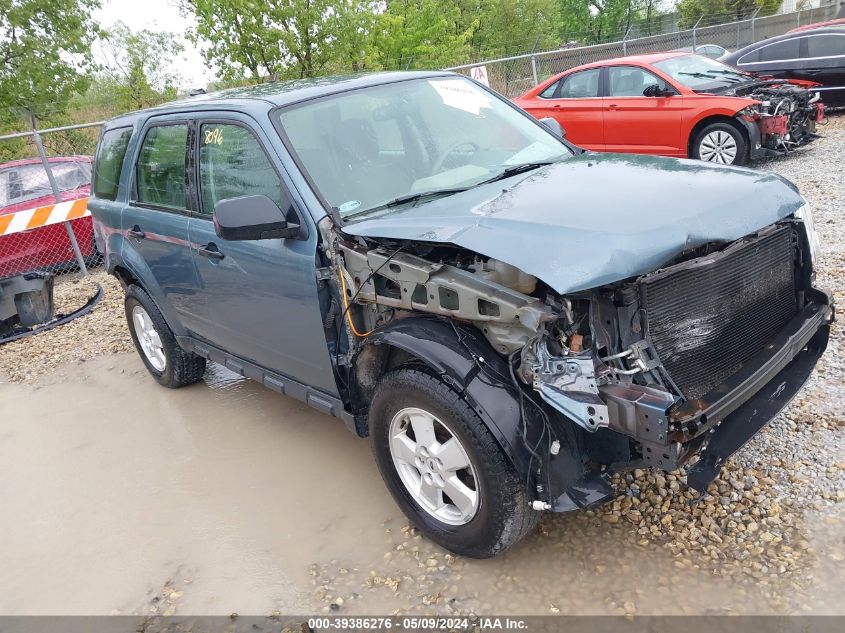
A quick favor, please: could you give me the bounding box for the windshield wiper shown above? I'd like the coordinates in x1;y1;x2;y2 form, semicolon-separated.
352;187;470;217
345;161;557;219
678;71;720;79
478;160;556;186
709;69;748;77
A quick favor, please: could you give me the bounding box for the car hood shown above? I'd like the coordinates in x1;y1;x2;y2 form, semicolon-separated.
342;153;804;294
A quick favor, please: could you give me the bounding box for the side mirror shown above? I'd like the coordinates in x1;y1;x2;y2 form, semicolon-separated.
213;194;301;241
539;117;566;139
643;84;672;98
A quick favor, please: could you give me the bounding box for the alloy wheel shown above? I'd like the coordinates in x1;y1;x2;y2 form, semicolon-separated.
388;407;480;525
699;130;738;164
131;305;166;372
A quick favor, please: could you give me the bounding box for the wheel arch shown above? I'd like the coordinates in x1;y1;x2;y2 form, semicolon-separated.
351;317;534;476
111;264;140;289
687;113;749;159
108;243;189;338
353;316;609;512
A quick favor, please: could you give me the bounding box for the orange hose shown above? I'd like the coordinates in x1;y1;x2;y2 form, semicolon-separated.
339;266;372;337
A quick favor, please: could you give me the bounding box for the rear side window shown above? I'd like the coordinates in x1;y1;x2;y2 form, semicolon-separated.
93;127;131;201
559;69;600;98
198;123;282;214
136;124;189;210
806;34;845;57
758;39;800;62
539;80;560;98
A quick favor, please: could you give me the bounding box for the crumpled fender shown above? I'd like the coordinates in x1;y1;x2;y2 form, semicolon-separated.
365;317;608;510
367;317;533;475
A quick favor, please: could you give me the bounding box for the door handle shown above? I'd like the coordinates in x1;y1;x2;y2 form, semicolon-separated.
553;104;561;109
127;226;145;239
608;103;619;109
197;243;225;260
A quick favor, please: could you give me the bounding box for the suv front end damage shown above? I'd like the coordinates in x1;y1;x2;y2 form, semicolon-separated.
325;210;832;510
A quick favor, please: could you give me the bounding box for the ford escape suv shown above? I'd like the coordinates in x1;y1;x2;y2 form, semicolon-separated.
89;71;832;558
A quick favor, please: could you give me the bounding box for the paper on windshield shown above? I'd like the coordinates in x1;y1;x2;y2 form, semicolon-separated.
428;79;492;116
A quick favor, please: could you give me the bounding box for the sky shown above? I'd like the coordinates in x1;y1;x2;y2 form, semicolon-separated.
94;0;216;88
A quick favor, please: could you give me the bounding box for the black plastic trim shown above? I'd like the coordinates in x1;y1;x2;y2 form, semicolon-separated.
176;335;356;430
0;284;104;345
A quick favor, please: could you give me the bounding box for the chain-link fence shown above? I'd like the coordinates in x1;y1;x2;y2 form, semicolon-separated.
0;122;104;283
447;2;843;97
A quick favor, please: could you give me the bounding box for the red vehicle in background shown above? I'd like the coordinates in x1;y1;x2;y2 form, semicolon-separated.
788;18;845;33
513;52;823;166
0;156;95;277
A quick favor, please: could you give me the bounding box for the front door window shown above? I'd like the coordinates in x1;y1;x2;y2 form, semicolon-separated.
198;123;283;214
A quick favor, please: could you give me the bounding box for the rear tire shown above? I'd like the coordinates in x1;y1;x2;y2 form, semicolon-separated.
692;121;748;166
124;284;206;388
369;368;538;558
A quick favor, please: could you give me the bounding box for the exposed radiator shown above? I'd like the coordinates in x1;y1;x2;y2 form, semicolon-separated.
642;226;798;401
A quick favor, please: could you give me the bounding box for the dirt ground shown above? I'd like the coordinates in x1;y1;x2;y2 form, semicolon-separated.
0;354;841;617
1;118;844;617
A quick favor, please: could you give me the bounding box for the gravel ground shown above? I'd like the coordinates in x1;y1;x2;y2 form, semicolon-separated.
1;116;842;616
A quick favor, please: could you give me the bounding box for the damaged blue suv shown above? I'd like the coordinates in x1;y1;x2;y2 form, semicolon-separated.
89;71;832;558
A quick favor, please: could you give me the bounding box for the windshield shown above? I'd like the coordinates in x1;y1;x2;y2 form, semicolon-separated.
275;76;572;218
654;54;750;91
0;161;91;208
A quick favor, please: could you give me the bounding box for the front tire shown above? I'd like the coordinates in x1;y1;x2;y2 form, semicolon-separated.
692;122;748;165
124;284;206;388
369;368;538;558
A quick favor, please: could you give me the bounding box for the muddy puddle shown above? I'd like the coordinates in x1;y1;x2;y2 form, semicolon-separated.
0;353;842;615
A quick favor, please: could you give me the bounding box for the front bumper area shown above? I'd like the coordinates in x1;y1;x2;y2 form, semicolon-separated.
686;322;829;492
605;293;832;494
740;114;820;161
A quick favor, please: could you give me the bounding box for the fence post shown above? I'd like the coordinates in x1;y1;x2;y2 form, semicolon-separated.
692;16;703;49
750;8;760;44
32;127;88;276
622;25;631;56
530;54;539;86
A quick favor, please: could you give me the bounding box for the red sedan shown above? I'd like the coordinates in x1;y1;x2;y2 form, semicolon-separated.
514;52;823;166
0;156;95;277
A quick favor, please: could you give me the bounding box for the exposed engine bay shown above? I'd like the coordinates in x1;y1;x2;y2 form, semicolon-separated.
731;80;824;152
319;213;831;506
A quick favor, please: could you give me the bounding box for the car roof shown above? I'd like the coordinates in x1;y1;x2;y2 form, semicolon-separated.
724;25;845;61
105;70;456;128
555;51;692;74
789;18;845;32
0;155;92;169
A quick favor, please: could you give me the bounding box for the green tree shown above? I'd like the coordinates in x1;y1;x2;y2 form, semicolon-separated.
374;0;476;69
180;0;380;80
677;0;781;28
470;0;560;58
0;0;101;124
97;22;184;111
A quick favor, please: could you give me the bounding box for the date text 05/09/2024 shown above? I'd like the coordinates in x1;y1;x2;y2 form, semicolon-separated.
308;617;530;630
